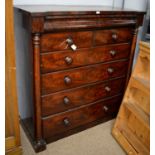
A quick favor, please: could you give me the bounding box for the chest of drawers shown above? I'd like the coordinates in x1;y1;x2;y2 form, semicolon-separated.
15;5;144;152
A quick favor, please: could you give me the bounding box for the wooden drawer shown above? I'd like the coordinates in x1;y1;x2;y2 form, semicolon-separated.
41;31;93;52
41;60;128;94
42;95;122;138
94;28;132;46
41;43;130;73
41;77;126;116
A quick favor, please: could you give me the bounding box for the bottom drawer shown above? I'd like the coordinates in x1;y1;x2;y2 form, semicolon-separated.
42;95;122;138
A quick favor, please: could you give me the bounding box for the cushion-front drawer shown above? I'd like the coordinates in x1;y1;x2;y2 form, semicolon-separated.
41;77;126;116
94;28;132;46
41;60;128;94
41;43;130;73
41;31;93;52
42;95;122;139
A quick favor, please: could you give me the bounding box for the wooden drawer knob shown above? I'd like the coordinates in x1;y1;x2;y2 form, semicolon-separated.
63;97;70;105
65;56;73;65
105;86;111;92
66;37;73;45
110;50;116;57
112;33;118;40
107;68;114;74
64;76;72;85
63;118;70;126
103;105;109;112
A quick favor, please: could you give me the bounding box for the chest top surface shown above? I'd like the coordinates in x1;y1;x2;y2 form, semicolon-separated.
14;5;145;33
15;5;145;15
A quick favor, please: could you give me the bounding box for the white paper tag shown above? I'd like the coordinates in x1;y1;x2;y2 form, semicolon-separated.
71;44;77;51
96;11;100;14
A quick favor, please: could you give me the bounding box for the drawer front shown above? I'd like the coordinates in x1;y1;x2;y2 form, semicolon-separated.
42;95;122;138
41;78;126;116
94;28;132;46
41;43;130;73
41;60;128;94
41;31;93;52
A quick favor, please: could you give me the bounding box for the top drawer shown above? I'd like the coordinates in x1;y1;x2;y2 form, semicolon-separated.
41;28;133;52
41;31;93;52
94;28;132;46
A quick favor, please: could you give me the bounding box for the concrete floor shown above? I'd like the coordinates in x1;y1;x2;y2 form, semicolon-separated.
20;119;126;155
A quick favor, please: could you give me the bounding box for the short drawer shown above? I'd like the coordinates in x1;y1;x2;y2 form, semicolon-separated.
94;28;132;46
41;31;93;52
42;95;122;138
41;60;128;94
41;77;126;116
41;43;130;73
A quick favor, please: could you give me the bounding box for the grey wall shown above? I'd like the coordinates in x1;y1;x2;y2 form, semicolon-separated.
124;0;148;11
14;8;34;119
123;0;149;67
14;0;113;6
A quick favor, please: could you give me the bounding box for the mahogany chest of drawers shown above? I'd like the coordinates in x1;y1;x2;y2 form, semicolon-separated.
15;5;144;152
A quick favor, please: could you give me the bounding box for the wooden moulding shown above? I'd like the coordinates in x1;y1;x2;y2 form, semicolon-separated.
16;6;145;33
43;18;136;32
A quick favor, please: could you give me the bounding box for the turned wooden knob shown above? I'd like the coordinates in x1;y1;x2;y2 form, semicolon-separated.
110;50;116;57
103;105;109;112
65;56;73;65
66;37;73;45
112;33;118;40
107;68;114;74
63;118;70;126
105;86;111;92
63;97;70;105
64;76;72;85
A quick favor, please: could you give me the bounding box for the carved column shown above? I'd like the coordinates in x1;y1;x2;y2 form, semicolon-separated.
33;33;46;152
125;28;138;86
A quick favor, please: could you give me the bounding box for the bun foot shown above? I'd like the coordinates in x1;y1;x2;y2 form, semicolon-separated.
33;139;46;152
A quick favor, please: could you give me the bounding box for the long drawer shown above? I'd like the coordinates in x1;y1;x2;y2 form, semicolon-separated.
41;43;130;73
41;77;126;116
41;60;128;94
42;95;122;139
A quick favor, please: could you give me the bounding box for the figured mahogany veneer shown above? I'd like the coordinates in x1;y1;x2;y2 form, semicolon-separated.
94;28;132;46
41;28;132;52
41;60;128;94
41;77;126;116
41;31;93;52
42;95;122;139
41;43;130;73
15;5;145;152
